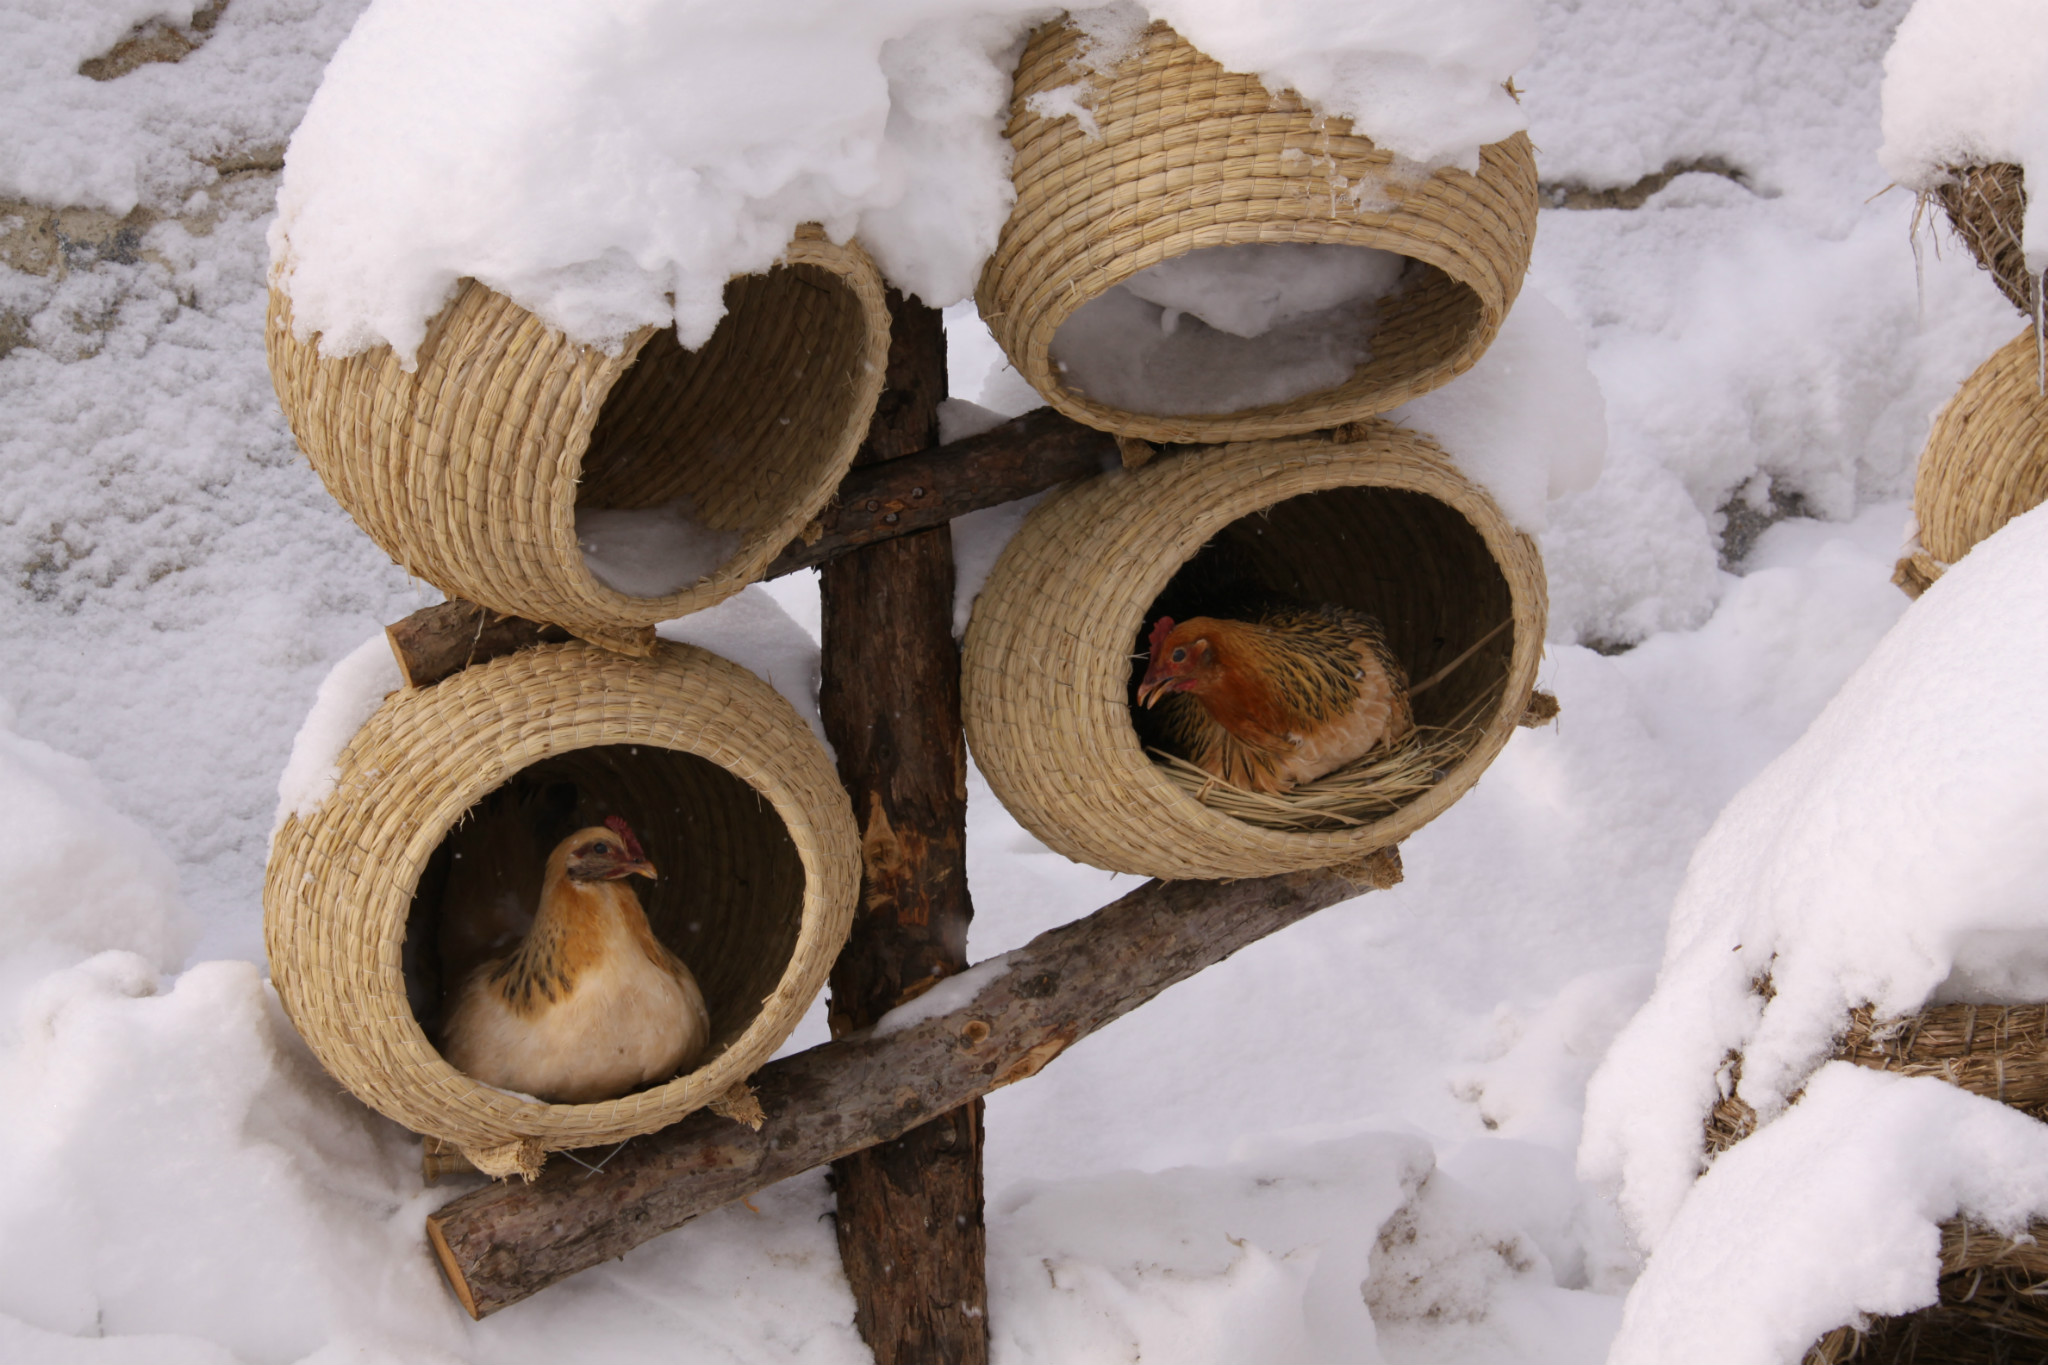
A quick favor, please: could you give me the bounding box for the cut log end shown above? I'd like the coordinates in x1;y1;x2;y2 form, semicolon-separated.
385;599;572;687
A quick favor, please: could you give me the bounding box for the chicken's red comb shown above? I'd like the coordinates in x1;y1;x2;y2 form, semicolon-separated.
1146;616;1177;662
604;814;646;862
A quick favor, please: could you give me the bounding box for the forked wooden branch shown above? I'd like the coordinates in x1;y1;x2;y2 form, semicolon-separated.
382;408;1113;689
425;849;1401;1318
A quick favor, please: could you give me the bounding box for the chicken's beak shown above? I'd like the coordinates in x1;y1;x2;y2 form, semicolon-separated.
625;858;657;880
1136;677;1166;709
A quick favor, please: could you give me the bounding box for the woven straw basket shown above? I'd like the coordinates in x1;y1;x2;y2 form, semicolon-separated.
1931;163;2031;316
962;424;1546;880
266;229;889;654
976;19;1538;445
1895;327;2048;596
1707;1003;2048;1364
264;640;859;1175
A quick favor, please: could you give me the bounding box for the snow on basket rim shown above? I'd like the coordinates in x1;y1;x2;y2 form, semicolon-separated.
976;18;1539;445
262;640;859;1174
1897;326;2048;597
264;227;890;655
960;423;1546;880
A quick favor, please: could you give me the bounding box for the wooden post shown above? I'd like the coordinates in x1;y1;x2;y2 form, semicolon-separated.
818;291;988;1363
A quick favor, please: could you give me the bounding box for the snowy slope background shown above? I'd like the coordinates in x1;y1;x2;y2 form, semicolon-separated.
0;0;2025;1361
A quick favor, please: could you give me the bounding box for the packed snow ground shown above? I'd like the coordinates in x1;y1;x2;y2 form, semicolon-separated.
0;1;2029;1363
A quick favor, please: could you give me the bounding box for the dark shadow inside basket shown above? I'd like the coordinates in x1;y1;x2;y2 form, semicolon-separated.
572;262;867;583
402;744;806;1093
1053;251;1480;422
1130;485;1514;820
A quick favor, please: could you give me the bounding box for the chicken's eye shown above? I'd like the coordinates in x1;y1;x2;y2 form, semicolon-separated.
1170;648;1186;662
583;843;607;857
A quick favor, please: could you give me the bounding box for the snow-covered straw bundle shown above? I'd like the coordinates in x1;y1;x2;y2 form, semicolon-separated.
1929;163;2032;316
264;641;859;1179
1896;327;2048;595
265;229;889;654
977;18;1538;445
962;424;1545;880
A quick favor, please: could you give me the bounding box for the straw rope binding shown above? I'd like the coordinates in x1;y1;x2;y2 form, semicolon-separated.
264;640;860;1172
961;423;1546;880
976;19;1538;445
266;229;889;654
1896;327;2048;595
1704;1003;2048;1363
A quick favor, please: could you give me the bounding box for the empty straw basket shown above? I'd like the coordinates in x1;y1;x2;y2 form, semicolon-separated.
976;19;1538;445
1895;327;2048;596
961;423;1546;880
264;640;859;1176
1931;163;2031;316
1708;1003;2048;1365
266;228;889;653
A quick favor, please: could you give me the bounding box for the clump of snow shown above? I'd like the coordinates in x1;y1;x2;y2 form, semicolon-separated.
1050;245;1410;416
1880;0;2048;271
657;584;829;749
1608;1064;2048;1364
873;953;1014;1036
575;499;742;600
270;633;401;838
1388;288;1607;533
269;0;1532;365
1582;501;2048;1257
0;705;189;980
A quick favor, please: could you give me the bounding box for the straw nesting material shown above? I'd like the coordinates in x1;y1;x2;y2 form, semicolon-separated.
1931;163;2032;316
264;640;859;1174
1704;1003;2048;1365
975;19;1538;445
961;423;1546;881
265;228;889;654
1895;327;2048;597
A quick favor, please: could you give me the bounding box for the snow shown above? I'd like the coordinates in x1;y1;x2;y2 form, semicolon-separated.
2;0;2043;1358
270;631;400;836
575;500;742;601
1050;245;1407;416
268;0;1534;365
1880;0;2048;270
872;952;1013;1037
1582;501;2048;1267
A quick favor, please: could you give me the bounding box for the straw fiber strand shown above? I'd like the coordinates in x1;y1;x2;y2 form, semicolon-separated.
977;20;1538;444
1906;326;2048;592
1933;163;2032;316
264;641;859;1163
1702;1003;2048;1363
266;230;889;652
961;424;1545;880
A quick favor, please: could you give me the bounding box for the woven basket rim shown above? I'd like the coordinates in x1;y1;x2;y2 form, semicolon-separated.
265;640;858;1151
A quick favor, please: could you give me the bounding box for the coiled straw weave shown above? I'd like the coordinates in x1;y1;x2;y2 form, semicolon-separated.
976;20;1538;445
1706;1003;2048;1364
961;424;1546;880
1932;163;2031;316
1896;327;2048;596
264;641;859;1170
266;229;889;654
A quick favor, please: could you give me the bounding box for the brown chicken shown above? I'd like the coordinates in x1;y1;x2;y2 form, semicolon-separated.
1137;605;1413;793
441;816;710;1104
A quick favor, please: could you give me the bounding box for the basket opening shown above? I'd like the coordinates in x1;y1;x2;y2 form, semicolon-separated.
571;261;867;598
403;743;807;1085
1131;484;1514;820
1050;247;1481;423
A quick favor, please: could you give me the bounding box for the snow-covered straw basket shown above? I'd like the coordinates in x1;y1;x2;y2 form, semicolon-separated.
1930;163;2031;316
961;423;1545;880
265;228;890;654
1708;1003;2048;1364
264;640;859;1178
1895;327;2048;597
976;19;1538;446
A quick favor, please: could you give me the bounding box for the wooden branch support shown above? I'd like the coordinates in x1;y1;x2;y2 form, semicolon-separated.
381;406;1113;688
424;850;1401;1318
818;291;987;1363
